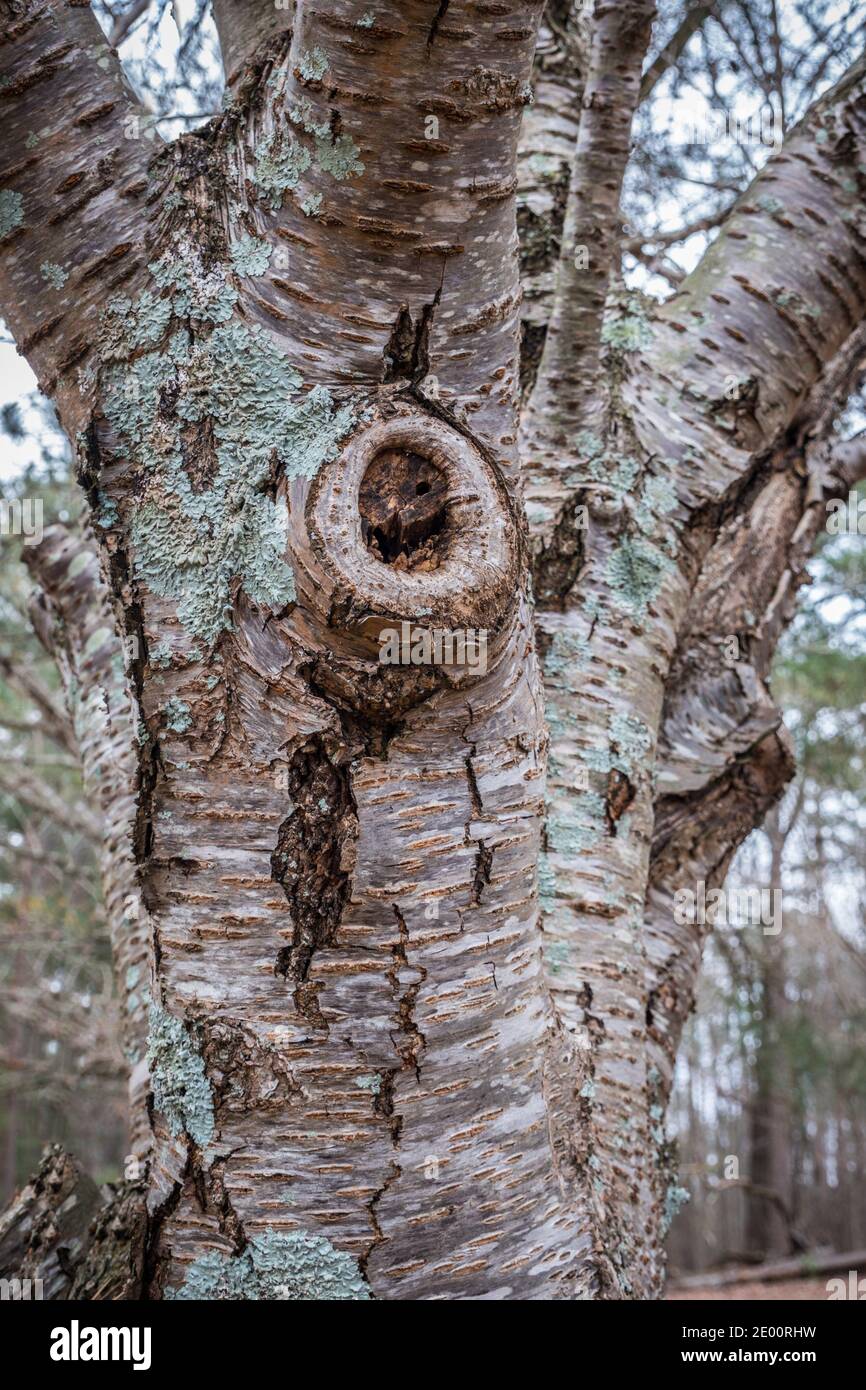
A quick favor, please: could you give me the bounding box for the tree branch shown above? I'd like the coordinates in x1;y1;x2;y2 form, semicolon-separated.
108;0;150;48
522;0;657;444
0;0;152;427
644;49;866;510
639;0;719;103
211;0;293;87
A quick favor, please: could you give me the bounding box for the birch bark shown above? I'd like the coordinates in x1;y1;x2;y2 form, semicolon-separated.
1;0;865;1301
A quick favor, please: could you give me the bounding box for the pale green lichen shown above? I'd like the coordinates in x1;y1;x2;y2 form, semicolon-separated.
230;233;272;277
543;630;589;685
100;249;353;644
587;448;640;494
40;261;68;289
640;473;678;524
663;1182;690;1234
163;696;192;733
300;192;322;217
538;856;558;912
298;47;329;81
287;99;365;183
149;249;237;324
606;536;673;618
0;189;24;238
150;642;173;669
166;1229;370;1301
147;1002;215;1147
254;131;312;208
357;11;375;26
600;291;654;352
609;712;652;776
548;792;607;854
96;494;119;529
544;940;570;975
575;430;604;460
354;1073;382;1095
316;133;364;181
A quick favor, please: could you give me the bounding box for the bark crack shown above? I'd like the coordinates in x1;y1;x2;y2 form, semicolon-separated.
271;736;358;1023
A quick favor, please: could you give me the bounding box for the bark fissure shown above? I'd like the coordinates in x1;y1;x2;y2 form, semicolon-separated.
270;735;359;1004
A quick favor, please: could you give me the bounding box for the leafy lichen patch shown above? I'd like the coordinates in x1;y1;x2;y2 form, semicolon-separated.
147;1003;215;1148
98;244;353;644
0;188;23;239
166;1229;370;1300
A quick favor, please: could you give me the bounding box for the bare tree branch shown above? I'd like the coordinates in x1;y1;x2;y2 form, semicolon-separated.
522;0;657;448
639;0;719;103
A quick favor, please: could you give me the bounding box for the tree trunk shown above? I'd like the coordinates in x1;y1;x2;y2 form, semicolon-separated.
2;0;866;1300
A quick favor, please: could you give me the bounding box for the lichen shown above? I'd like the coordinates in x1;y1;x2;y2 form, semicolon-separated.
600;290;654;352
605;536;673;618
285;99;365;183
315;132;364;182
150;247;237;324
538;855;558;912
354;1073;382;1094
253;131;312;208
548;792;607;854
609;712;652;776
163;696;192;733
298;47;329;81
96;493;119;529
663;1182;690;1234
99;247;353;645
166;1229;370;1301
544;939;570;975
149;642;173;669
0;189;24;239
230;233;272;278
300;192;322;217
146;1002;215;1148
40;261;68;289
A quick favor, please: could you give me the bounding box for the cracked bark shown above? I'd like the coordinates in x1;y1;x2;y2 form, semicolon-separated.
24;523;151;1162
2;0;866;1302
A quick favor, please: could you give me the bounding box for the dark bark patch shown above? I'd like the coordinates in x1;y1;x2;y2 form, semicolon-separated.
270;737;357;999
359;447;450;569
605;767;635;833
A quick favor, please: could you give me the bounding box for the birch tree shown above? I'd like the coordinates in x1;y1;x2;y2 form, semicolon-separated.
1;0;865;1301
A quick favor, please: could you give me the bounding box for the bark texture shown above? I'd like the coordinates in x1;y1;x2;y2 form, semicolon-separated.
1;0;865;1302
